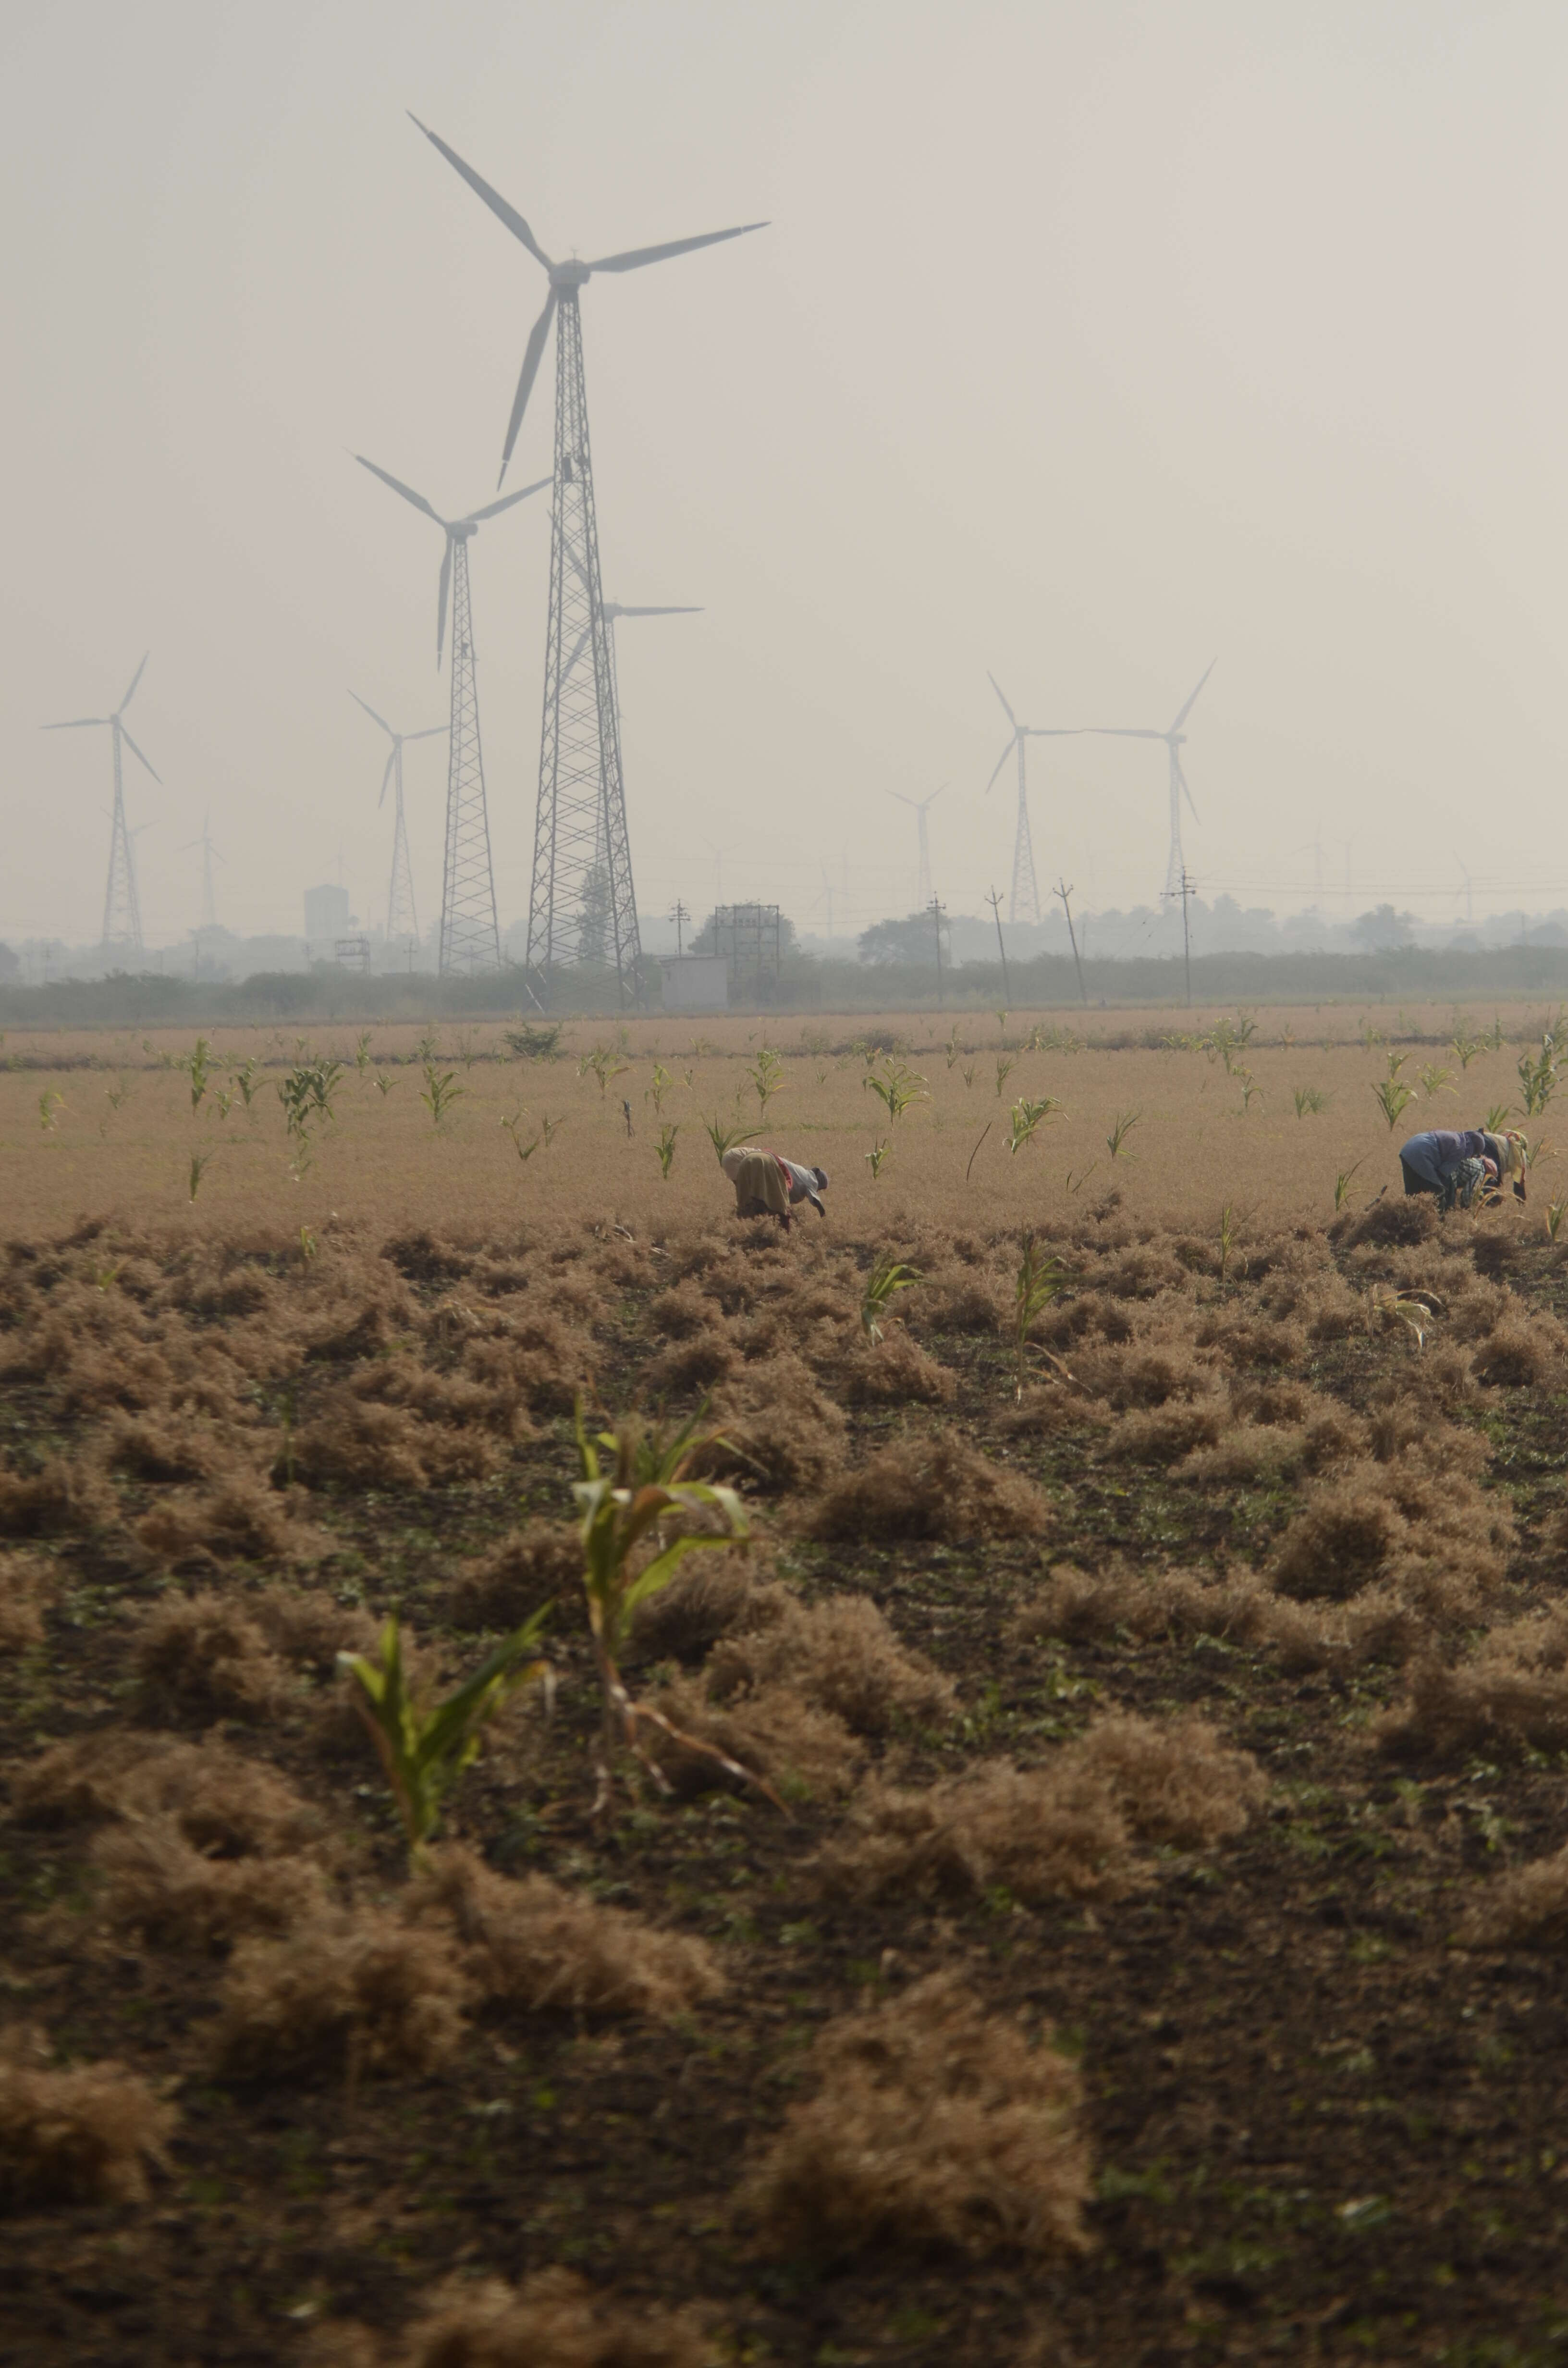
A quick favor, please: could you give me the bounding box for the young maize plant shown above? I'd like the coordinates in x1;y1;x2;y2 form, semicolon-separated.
37;1090;64;1133
354;1031;374;1079
1237;1069;1263;1115
1106;1108;1141;1159
339;1610;552;1862
945;1024;961;1070
572;1407;774;1813
182;1037;213;1115
578;1046;629;1097
1546;1194;1567;1243
1293;1086;1330;1119
1371;1078;1417;1131
501;1109;541;1164
1012;1234;1066;1403
1451;1022;1482;1070
1334;1158;1365;1212
1216;1201;1239;1288
1368;1283;1444;1353
421;1065;464;1129
187;1150;216;1202
994;1052;1017;1099
1484;1101;1514;1135
1419;1064;1455;1100
656;1124;680;1180
1384;1050;1409;1080
703;1115;758;1166
646;1061;674;1115
1007;1095;1063;1155
860;1253;920;1344
232;1057;258;1110
1517;1035;1559;1119
865;1137;891;1182
865;1058;929;1124
747;1045;786;1116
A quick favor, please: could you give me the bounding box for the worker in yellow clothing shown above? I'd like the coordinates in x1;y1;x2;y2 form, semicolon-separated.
720;1147;829;1232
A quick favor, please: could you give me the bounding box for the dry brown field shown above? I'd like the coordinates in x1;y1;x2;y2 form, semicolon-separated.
1;1004;1567;2365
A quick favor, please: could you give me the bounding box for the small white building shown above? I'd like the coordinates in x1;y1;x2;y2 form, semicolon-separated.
660;955;728;1013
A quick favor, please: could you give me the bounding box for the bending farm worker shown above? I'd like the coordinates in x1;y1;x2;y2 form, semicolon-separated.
721;1147;829;1233
1397;1125;1526;1212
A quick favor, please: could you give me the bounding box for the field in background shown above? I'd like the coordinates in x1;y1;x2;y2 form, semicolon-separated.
0;1003;1559;1239
0;1001;1566;2362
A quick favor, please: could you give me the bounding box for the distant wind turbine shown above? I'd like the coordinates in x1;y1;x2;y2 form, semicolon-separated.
355;455;547;974
1086;662;1216;898
984;677;1084;926
42;654;159;959
561;581;702;875
1454;852;1473;927
889;786;943;910
179;811;223;934
349;693;447;950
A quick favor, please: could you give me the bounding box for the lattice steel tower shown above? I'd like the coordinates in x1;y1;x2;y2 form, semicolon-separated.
983;675;1087;928
350;693;445;954
412;118;763;1005
43;653;158;962
355;456;546;974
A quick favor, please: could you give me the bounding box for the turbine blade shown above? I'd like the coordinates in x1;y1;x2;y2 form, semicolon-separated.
1177;756;1200;826
498;290;557;485
612;604;702;616
356;454;444;524
409;118;554;269
1082;728;1163;739
987;671;1017;726
1170;656;1217;734
42;717;108;730
888;791;915;808
118;652;149;714
466;471;551;523
984;741;1013;794
379;749;396;808
349;690;394;738
119;727;161;784
562;624;591;678
1025;727;1087;737
586;221;767;273
437;536;453;667
406;725;448;741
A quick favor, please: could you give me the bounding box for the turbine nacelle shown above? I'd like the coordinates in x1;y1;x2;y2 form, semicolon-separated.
549;260;592;290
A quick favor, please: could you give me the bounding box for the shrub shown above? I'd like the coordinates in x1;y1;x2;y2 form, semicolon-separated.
0;2027;176;2208
1271;1487;1403;1602
407;1846;723;2018
134;1590;294;1721
0;1549;53;1650
705;1594;956;1735
743;1973;1090;2262
212;1907;471;2081
92;1821;329;1952
808;1434;1049;1544
815;1760;1130;1905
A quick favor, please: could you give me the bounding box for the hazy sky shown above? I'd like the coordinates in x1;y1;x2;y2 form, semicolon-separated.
5;0;1568;950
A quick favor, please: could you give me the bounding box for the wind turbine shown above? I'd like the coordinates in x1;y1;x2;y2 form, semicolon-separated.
179;811;222;934
410;117;765;1004
984;677;1084;926
42;654;159;960
349;693;446;950
888;786;943;910
1086;661;1216;899
355;455;547;975
561;583;702;876
1454;852;1474;928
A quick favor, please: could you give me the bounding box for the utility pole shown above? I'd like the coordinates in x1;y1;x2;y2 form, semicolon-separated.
984;886;1011;1010
1164;867;1197;1007
669;898;690;958
928;896;946;1007
1055;879;1088;1008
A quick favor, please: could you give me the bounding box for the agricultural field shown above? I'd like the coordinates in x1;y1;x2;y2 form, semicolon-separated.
0;1000;1566;2365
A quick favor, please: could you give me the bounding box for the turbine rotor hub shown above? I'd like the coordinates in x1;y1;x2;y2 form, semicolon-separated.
550;260;591;289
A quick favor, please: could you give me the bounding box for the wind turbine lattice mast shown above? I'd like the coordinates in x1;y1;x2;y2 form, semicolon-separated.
42;654;159;962
355;456;546;975
984;677;1083;928
412;119;764;1006
889;786;943;911
1086;661;1216;900
350;693;446;951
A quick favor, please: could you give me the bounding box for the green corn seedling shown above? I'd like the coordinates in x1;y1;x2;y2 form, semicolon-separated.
961;1061;978;1089
1217;1201;1238;1288
1384;1050;1409;1080
578;1046;629;1097
187;1150;215;1202
572;1407;764;1811
866;1058;928;1124
861;1253;920;1344
1545;1194;1567;1243
1237;1070;1263;1115
865;1137;891;1182
421;1066;464;1128
1007;1095;1064;1155
1106;1109;1141;1159
37;1090;63;1133
298;1226;317;1262
656;1124;680;1180
501;1110;541;1164
646;1062;674;1115
747;1045;786;1116
182;1037;213;1114
232;1057;258;1110
375;1073;394;1098
1484;1101;1514;1134
541;1114;565;1149
703;1115;759;1166
415;1028;439;1064
1334;1158;1365;1211
354;1032;374;1079
1451;1021;1482;1069
1371;1078;1417;1131
1293;1086;1329;1119
994;1052;1017;1099
1013;1234;1066;1403
945;1024;961;1070
1517;1035;1558;1119
1489;1016;1505;1051
1419;1064;1454;1099
339;1608;551;1862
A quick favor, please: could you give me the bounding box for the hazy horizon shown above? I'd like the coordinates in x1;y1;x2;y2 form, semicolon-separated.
6;0;1567;953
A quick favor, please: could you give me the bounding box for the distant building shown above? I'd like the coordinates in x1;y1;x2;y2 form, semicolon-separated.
305;884;351;963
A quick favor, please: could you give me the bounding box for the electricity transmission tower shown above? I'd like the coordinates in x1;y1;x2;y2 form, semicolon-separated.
355;455;547;975
1085;661;1215;898
350;693;446;951
43;654;159;962
412;119;763;1004
889;786;943;909
983;676;1084;927
180;812;221;934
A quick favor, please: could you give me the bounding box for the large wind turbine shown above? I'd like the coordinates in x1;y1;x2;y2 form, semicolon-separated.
1087;662;1216;898
984;677;1083;926
350;693;446;951
410;117;764;1004
355;456;547;975
180;812;221;934
42;654;159;961
889;786;943;910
